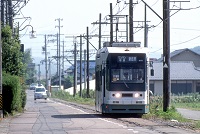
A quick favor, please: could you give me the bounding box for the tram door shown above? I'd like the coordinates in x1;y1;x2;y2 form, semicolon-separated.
95;65;104;112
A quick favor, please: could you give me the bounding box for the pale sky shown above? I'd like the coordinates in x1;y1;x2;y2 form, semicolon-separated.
17;0;200;62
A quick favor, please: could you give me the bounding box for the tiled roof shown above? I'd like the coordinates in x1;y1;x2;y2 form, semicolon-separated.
157;48;200;61
150;61;200;80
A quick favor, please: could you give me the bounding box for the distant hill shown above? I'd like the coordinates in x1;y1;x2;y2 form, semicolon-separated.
191;46;200;54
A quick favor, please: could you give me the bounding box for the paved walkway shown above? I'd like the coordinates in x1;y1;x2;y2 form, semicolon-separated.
0;107;200;134
176;108;200;121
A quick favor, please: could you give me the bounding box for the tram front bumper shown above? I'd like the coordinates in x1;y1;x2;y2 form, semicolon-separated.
102;104;149;114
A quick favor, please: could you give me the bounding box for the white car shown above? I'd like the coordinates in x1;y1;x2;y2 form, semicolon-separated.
34;86;48;100
29;83;38;90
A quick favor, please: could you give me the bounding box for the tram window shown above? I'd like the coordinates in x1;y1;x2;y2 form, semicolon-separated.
133;69;144;81
122;69;132;80
111;68;144;83
111;69;120;82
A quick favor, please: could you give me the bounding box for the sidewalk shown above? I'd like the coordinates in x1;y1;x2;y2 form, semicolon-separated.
0;117;11;134
177;108;200;121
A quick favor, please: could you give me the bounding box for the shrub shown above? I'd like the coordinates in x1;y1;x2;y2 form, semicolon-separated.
2;72;25;113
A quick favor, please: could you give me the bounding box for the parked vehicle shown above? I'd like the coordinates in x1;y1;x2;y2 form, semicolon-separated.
34;86;48;100
29;83;38;90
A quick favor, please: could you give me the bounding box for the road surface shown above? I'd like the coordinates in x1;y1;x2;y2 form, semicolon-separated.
0;90;199;134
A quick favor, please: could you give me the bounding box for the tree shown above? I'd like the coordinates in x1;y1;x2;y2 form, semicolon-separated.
2;25;25;76
23;48;37;84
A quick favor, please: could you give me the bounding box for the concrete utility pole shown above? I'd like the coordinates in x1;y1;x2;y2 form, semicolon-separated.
84;49;87;90
73;41;77;97
144;5;148;48
55;18;63;90
44;35;48;91
129;0;134;42
110;3;113;45
86;27;90;98
1;0;4;26
99;13;101;49
0;2;3;117
62;40;65;75
163;0;170;112
79;35;83;97
56;33;59;76
8;0;13;29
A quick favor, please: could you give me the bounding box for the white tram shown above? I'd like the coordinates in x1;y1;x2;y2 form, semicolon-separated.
95;42;153;114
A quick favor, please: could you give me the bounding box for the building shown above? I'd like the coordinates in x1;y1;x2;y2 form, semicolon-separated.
150;48;200;95
150;61;200;95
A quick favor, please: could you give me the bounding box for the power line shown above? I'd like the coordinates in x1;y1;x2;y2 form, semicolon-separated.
171;34;200;46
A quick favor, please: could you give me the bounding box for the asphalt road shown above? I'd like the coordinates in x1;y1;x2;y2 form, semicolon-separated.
0;90;199;134
177;108;200;121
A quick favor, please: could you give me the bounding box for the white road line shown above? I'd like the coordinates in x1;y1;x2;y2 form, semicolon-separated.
51;100;140;133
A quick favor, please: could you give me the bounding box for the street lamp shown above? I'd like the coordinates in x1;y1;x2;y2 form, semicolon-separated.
19;24;36;38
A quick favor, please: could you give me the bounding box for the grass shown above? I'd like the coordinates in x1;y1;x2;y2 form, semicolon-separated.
51;89;95;106
171;94;200;111
51;90;200;130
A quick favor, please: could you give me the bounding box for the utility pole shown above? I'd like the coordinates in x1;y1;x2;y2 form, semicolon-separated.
80;35;83;97
1;0;4;26
144;5;148;48
55;18;63;90
8;0;13;29
56;33;59;76
86;27;90;98
62;40;65;75
110;3;113;45
73;41;77;97
129;0;133;42
84;49;87;90
0;2;3;117
44;35;48;91
99;13;101;49
163;0;170;112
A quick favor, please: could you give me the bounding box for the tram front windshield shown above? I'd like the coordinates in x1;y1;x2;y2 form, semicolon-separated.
109;53;146;91
111;68;144;83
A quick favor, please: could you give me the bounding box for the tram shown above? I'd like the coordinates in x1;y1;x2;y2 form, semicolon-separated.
95;42;153;114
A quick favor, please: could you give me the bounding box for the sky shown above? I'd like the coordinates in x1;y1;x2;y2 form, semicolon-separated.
17;0;200;65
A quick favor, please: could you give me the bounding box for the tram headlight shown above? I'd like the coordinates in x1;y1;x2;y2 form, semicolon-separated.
114;93;121;98
134;93;140;98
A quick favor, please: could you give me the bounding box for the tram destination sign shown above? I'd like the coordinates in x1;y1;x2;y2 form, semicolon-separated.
117;56;137;63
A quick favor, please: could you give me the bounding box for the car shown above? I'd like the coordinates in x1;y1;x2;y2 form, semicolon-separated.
29;83;38;90
34;86;48;100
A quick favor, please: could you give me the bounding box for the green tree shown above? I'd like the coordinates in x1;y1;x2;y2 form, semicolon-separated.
23;48;37;84
2;25;25;76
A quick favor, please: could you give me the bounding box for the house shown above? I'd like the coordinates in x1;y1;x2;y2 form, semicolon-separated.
150;61;200;95
151;48;200;95
158;48;200;68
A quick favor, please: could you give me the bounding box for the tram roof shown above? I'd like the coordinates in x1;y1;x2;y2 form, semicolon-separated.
100;46;149;54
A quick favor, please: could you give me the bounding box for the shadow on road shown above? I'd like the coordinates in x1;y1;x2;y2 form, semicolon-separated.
52;114;102;119
51;113;142;119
